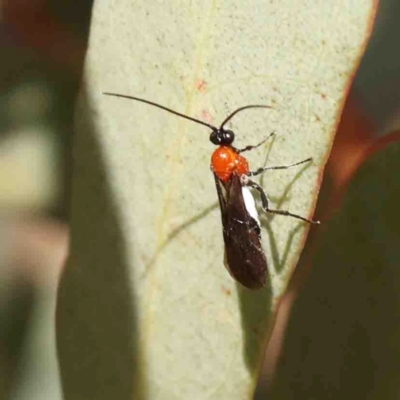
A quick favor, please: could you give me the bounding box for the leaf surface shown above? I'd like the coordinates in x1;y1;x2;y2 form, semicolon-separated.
57;2;377;399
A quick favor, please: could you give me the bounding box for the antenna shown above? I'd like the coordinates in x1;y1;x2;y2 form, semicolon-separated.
103;92;218;132
219;105;273;130
103;92;273;132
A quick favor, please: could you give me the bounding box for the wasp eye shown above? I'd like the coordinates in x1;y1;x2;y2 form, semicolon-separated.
223;130;235;145
209;130;222;145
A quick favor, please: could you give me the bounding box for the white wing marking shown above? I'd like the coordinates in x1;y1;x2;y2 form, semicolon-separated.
242;186;260;227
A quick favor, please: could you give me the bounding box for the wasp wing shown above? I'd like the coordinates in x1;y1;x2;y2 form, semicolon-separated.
214;174;268;289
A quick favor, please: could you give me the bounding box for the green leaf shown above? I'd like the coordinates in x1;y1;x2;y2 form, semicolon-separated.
57;1;376;399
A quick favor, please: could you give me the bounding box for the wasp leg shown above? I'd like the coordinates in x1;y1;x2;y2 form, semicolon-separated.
235;132;275;154
244;179;320;224
248;157;312;177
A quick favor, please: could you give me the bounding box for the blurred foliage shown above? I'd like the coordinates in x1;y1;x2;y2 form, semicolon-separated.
269;139;400;399
0;1;92;399
1;0;93;219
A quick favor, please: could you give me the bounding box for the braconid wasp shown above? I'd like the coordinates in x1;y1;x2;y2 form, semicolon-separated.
103;92;319;290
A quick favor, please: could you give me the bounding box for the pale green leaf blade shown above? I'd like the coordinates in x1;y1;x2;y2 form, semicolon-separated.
57;2;377;399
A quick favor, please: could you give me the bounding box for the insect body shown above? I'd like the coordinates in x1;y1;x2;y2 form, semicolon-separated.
103;92;319;290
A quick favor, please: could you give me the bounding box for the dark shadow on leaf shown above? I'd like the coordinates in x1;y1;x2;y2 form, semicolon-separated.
56;87;145;399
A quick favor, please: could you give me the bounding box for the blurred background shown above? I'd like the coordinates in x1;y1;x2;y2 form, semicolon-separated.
0;0;398;399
